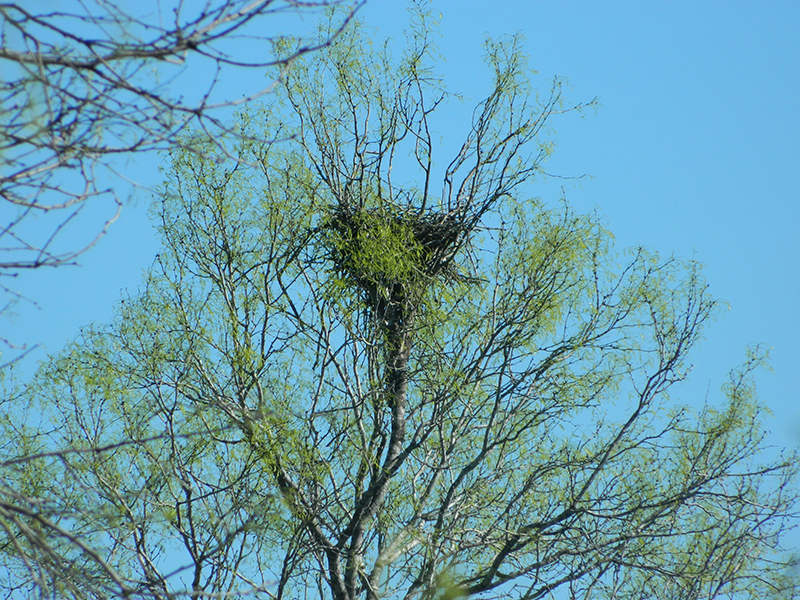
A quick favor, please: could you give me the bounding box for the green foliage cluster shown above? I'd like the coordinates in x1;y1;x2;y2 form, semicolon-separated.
326;208;428;301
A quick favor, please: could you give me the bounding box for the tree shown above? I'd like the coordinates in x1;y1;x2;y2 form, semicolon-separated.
2;8;797;600
0;0;357;347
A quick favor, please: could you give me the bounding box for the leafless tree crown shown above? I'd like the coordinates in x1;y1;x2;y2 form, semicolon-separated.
0;0;354;274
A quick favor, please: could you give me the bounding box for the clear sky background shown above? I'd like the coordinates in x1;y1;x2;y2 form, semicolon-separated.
5;0;799;536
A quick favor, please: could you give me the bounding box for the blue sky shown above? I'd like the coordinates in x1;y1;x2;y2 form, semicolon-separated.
6;0;799;479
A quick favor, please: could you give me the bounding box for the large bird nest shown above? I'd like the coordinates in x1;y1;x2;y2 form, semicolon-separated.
323;203;471;315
